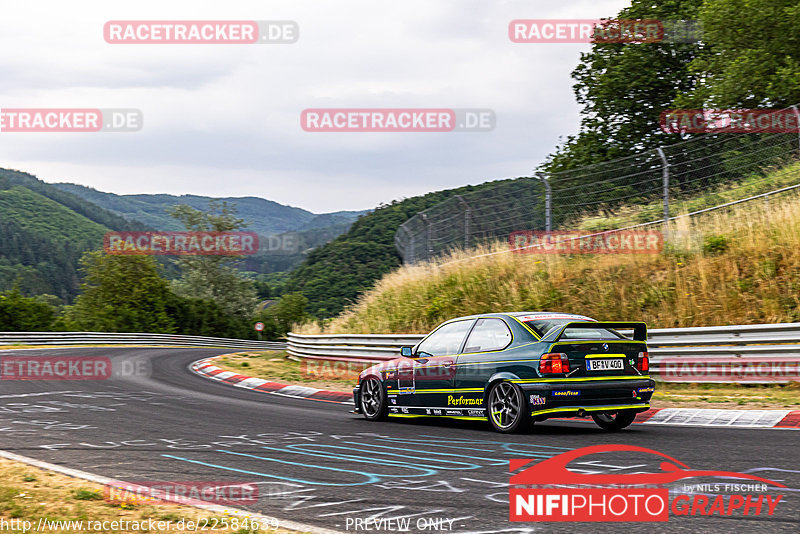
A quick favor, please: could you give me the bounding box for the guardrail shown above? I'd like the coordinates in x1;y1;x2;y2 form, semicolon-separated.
287;323;800;383
0;332;287;350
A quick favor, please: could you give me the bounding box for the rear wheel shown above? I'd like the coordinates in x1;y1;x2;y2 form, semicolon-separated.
359;377;388;421
592;410;637;431
487;382;528;433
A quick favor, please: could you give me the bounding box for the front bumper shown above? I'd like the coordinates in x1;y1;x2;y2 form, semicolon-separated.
352;385;361;413
518;377;655;420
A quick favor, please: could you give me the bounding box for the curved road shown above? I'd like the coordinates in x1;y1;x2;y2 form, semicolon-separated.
0;347;797;533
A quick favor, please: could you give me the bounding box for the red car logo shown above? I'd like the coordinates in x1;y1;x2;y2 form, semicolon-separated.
510;444;786;488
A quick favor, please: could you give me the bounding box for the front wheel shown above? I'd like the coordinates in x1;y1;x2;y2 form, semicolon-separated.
359;377;388;421
487;381;528;433
591;410;637;431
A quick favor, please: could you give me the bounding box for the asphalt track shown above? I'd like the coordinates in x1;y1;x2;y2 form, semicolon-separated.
0;347;798;534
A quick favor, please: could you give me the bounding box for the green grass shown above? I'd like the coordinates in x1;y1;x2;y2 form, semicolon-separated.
215;351;360;391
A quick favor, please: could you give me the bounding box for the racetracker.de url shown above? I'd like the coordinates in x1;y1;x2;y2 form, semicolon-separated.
0;517;278;532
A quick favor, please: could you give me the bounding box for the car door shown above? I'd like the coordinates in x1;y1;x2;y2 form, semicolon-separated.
453;318;514;416
402;319;473;410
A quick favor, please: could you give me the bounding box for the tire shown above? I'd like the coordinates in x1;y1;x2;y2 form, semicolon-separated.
359;377;388;421
487;381;528;433
591;410;637;431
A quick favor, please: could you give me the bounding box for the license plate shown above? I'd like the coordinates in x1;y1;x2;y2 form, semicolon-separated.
586;358;624;371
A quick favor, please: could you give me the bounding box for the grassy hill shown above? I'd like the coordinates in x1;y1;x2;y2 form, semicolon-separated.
304;168;800;334
53;183;364;235
284;177;541;317
0;170;147;232
0;169;146;301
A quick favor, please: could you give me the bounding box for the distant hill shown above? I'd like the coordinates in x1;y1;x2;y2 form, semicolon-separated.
0;169;146;301
285;177;539;318
53;183;364;235
0;169;367;302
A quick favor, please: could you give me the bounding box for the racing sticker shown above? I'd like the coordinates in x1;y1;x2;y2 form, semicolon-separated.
447;395;482;406
530;394;546;405
552;390;581;397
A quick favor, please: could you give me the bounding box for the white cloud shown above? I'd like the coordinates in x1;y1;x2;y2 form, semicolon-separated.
0;0;630;212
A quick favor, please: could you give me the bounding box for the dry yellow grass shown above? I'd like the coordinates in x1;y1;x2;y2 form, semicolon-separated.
302;189;800;335
0;456;303;533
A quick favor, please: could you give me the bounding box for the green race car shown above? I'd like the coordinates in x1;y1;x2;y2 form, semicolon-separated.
353;312;654;433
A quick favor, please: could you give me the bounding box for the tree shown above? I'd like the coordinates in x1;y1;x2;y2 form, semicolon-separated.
168;201;258;318
64;251;176;333
541;0;706;173
676;0;800;108
0;288;56;331
259;292;309;336
167;295;250;339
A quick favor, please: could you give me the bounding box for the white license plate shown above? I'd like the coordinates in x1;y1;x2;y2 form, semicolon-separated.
586;358;624;371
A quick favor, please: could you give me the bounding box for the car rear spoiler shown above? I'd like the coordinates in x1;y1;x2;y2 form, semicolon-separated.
553;321;647;342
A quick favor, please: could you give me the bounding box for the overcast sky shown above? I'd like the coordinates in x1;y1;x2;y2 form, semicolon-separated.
0;0;630;213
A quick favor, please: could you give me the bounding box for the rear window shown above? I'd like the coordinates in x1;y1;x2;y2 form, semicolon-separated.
524;319;624;340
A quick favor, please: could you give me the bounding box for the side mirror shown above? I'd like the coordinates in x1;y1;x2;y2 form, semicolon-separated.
400;346;413;357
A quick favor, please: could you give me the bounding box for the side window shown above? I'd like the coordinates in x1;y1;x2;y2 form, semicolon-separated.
416;320;473;357
463;318;512;353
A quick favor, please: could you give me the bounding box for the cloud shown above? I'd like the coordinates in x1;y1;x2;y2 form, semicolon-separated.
0;0;629;212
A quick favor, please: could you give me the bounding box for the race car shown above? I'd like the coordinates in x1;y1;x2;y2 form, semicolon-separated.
353;312;653;433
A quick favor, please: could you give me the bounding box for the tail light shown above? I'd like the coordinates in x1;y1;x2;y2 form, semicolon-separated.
539;353;570;374
637;351;649;372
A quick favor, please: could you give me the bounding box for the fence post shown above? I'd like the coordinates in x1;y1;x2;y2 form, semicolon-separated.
455;195;471;249
402;225;415;265
657;148;670;238
792;106;800;156
419;212;431;261
535;173;552;232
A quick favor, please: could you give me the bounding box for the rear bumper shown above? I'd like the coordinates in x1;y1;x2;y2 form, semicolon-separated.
517;377;655;420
